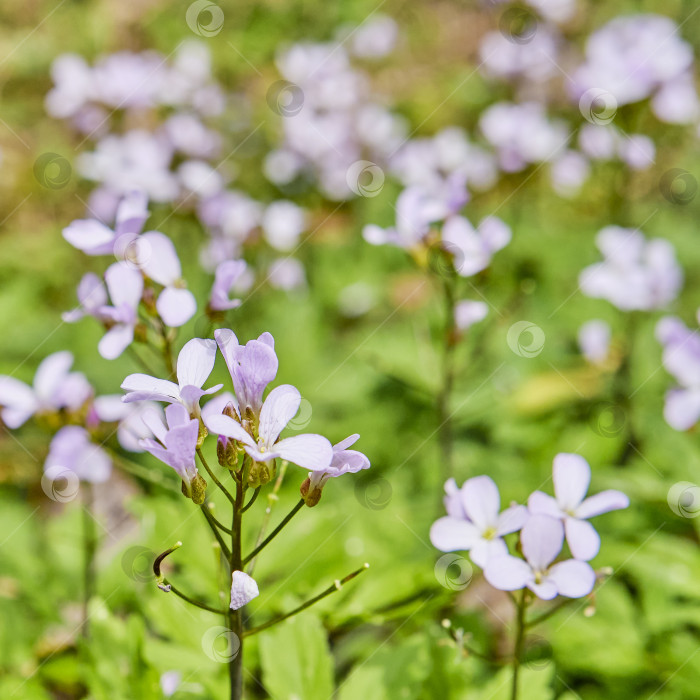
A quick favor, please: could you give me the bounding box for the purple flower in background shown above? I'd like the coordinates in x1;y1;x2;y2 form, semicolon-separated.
578;319;611;365
484;515;596;600
430;476;528;568
97;263;144;359
441;215;511;277
215;329;278;418
44;426;112;484
138;231;197;327
528;453;629;560
121;338;222;416
262;201;307;251
62;273;109;323
454;300;488;331
0;352;92;428
140;403;200;489
205;384;333;471
656;313;700;430
63;189;148;256
209;260;248;312
348;15;398;59
579;226;683;311
268;258;306;292
230;570;260;610
93;395;160;452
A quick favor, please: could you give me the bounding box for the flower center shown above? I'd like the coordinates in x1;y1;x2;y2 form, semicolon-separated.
482;527;496;540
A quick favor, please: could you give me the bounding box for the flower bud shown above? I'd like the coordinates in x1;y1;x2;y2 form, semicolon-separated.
300;476;323;507
196;421;208;448
190;473;208;505
223;402;238;421
217;435;227;466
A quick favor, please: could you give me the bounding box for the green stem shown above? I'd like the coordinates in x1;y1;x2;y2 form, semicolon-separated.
526;598;575;629
82;483;97;638
161;580;229;615
436;275;457;481
204;505;234;535
511;589;528;700
198;448;236;506
241;499;304;566
200;505;232;561
243;564;369;638
229;467;244;700
241;486;261;513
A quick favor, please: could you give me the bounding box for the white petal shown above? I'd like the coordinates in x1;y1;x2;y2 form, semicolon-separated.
528;491;563;518
258;384;301;446
139;231;182;285
33;351;73;402
469;537;508;568
495;505;528;536
230;571;259;610
547;560;595;598
177;338;217;389
460;475;501;531
98;324;134;360
429;517;481;552
484;555;533;591
121;374;180;403
565;517;600;561
274;434;333;470
575;490;629;519
204;413;255;448
157;287;197;327
104;262;143;309
521;515;564;571
553;453;591;511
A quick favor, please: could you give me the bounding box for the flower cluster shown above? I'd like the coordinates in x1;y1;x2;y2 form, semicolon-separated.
579;226;682;311
431;453;628;599
656;313;700;430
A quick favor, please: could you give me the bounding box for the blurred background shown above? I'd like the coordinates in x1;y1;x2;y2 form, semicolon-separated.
1;0;700;698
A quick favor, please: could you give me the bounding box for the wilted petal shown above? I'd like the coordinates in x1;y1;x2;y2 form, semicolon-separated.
177;338;217;389
553;453;591;511
140;232;182;285
575;490;629;519
430;517;481;552
521;515;564;571
157;287;197;327
528;490;562;518
547;559;595;598
565;517;600;560
258;384;301;446
495;504;528;536
273;434;333;470
98;324;134;360
484;555;533;591
230;571;259;610
461;475;500;532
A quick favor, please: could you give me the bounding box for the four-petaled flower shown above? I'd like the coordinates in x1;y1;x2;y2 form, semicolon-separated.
528;453;629;561
484;515;596;600
430;475;527;568
121;338;222;416
44;425;112;484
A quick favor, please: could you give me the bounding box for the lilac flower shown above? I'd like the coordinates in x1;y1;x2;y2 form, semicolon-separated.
205;384;333;471
138;231;197;327
579;226;683;311
63;189;148;256
93;395;160;452
230;570;260;610
302;434;370;505
0;352;91;428
44;426;112;484
140;404;200;496
62;273;109;323
262;201;307;251
348;16;398;59
454;300;488;331
430;476;528;568
160;671;182;698
656;314;700;430
209;260;247;312
550;151;590;198
98;263;144;359
528;453;629;561
484;515;596;600
121;338;222;416
268;258;306;291
441;215;511;277
578;320;611;365
215;329;278;418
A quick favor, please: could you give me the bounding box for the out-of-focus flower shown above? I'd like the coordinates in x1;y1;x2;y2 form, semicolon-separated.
209;260;247;311
348;16;398;59
93;395;159;452
430;476;528;568
160;671;182;698
550;150;590;198
268;258;306;291
230;570;259;610
442;215;511;277
579;226;682;311
454;300;488;331
62;273;109;323
205;384;333;471
578;319;611;365
656;313;700;430
484;515;596;599
0;352;91;428
44;425;112;484
122;338;222;416
528;453;628;560
262;201;306;251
